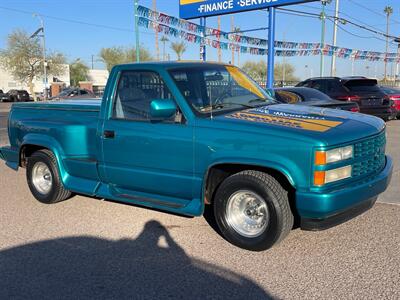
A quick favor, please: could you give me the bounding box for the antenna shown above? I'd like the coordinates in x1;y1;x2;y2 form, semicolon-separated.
210;97;213;120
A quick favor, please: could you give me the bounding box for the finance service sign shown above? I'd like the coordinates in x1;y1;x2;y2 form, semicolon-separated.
180;0;317;19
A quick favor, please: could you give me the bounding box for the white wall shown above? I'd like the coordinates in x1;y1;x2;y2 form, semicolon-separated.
87;69;109;87
0;64;70;94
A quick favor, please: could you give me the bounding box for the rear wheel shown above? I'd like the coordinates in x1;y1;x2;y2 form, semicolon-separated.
26;150;71;204
213;170;293;251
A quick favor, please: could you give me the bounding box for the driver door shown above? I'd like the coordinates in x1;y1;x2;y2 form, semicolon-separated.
101;70;195;205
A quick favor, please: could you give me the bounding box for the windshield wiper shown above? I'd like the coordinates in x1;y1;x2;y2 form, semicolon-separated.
200;102;254;113
248;98;279;105
212;102;254;109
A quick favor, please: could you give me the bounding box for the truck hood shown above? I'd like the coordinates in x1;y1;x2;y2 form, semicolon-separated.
212;104;385;146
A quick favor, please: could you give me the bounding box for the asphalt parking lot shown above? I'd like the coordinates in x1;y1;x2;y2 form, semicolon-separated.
0;102;399;299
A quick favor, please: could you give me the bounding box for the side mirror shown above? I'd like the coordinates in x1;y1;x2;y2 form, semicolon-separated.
150;99;177;120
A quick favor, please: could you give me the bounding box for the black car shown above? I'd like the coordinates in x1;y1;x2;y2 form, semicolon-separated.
272;87;360;112
0;89;9;102
6;89;31;102
296;77;395;120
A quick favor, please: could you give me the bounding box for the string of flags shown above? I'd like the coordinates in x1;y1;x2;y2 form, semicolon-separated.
137;5;400;62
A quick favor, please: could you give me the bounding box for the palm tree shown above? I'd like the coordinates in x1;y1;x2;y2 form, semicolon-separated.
384;6;393;81
170;42;187;61
160;36;169;61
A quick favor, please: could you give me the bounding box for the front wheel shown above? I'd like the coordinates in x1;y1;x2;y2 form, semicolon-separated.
26;149;72;204
213;170;293;251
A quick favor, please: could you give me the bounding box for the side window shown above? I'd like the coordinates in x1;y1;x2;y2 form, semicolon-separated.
80;90;89;95
326;80;342;93
297;81;310;88
275;91;302;104
311;80;327;93
70;90;79;96
113;71;176;122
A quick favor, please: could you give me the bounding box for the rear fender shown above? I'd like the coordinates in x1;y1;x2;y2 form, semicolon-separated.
20;133;67;181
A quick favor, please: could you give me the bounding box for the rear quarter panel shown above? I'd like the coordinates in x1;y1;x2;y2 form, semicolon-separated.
8;106;100;187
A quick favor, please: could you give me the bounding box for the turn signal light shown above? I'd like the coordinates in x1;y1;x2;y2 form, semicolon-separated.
314;166;352;186
315;151;327;165
314;171;326;186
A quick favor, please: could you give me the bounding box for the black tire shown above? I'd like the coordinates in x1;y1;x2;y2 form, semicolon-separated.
213;170;294;251
26;149;71;204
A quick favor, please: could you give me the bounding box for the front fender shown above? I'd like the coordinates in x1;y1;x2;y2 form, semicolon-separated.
204;157;298;188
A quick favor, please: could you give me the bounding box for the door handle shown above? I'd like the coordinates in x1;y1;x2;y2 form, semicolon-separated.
103;130;115;139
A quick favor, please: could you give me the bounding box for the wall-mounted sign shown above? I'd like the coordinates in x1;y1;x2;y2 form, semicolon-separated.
179;0;318;19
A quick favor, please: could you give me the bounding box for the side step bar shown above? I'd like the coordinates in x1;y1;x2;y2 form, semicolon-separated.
116;193;185;209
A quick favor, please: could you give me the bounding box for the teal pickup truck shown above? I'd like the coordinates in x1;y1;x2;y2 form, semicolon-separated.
0;62;393;251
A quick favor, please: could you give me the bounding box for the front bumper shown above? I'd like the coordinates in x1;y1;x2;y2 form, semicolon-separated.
297;156;393;231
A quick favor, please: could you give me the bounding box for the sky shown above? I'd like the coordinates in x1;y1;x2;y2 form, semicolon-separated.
0;0;399;80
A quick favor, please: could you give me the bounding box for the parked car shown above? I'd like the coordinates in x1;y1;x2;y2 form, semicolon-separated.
6;89;32;102
0;89;10;102
296;77;395;120
380;86;400;119
0;62;392;251
272;87;360;112
51;88;96;100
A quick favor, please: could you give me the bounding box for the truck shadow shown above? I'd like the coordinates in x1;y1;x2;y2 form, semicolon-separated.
0;220;273;299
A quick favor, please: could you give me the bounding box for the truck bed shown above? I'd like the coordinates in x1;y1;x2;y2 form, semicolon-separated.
13;99;101;112
8;99;101;172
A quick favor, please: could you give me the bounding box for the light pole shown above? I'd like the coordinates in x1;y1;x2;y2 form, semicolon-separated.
395;38;400;83
160;36;169;61
33;14;47;100
134;0;140;62
330;0;339;76
320;0;331;77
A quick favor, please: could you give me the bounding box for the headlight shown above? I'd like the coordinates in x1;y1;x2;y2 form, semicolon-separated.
315;146;353;165
314;166;352;186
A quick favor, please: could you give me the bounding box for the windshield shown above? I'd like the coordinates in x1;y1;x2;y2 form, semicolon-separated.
381;86;400;94
344;79;380;92
58;89;74;97
169;65;275;115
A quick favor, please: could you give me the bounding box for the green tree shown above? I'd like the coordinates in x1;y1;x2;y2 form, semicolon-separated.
0;29;66;96
241;60;267;82
241;60;298;84
125;47;153;64
99;46;153;72
274;62;298;82
69;59;89;87
170;42;187;61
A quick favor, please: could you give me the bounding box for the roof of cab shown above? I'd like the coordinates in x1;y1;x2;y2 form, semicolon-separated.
115;60;233;70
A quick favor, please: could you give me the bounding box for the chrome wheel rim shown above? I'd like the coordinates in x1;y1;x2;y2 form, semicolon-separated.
32;162;53;194
225;190;269;238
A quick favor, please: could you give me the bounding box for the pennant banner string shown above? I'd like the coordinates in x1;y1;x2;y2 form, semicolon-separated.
137;6;400;62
